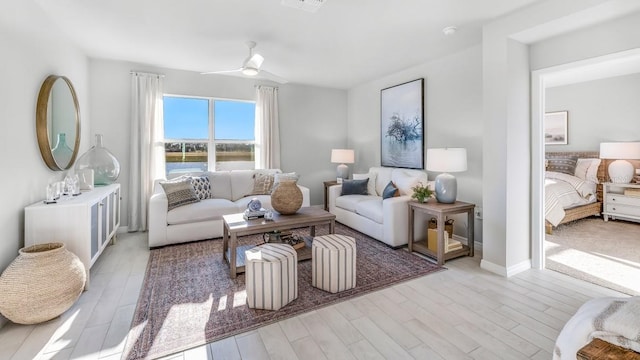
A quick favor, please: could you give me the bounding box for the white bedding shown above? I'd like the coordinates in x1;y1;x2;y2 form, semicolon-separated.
554;296;640;360
545;171;597;227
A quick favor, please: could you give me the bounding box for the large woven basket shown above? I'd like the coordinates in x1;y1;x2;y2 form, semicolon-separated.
0;242;86;324
271;180;303;215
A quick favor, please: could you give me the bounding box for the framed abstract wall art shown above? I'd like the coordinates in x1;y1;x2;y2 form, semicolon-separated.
544;111;568;145
380;78;424;169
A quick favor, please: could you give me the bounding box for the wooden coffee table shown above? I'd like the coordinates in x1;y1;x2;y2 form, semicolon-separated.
222;207;336;278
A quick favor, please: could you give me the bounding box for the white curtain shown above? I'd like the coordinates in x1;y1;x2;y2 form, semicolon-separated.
128;72;165;232
255;85;281;169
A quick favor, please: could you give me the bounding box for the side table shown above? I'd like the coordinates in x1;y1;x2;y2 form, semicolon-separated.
323;180;339;211
408;200;475;265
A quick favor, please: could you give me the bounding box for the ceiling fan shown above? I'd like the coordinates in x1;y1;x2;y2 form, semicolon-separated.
201;41;287;84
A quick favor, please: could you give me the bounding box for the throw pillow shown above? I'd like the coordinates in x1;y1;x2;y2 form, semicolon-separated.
190;175;212;200
160;178;200;211
250;173;275;195
341;178;369;196
273;172;299;187
546;156;577;175
382;181;399;199
353;172;377;195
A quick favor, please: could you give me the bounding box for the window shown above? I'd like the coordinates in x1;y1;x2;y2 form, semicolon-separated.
163;95;256;176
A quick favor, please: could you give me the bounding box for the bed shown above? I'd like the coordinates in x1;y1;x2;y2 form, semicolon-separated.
545;151;606;234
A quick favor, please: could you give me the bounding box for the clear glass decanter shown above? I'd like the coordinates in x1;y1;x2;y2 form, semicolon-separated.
74;134;120;185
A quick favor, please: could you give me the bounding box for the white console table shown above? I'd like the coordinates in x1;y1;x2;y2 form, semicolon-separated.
25;184;121;288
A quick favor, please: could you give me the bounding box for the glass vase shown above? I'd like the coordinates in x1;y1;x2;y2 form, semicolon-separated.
75;134;120;185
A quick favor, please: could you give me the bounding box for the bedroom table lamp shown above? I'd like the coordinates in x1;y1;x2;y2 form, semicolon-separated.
331;149;355;182
599;142;640;183
426;148;467;203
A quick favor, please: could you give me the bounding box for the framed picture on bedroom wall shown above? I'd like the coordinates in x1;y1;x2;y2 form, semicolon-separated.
380;78;424;169
544;111;568;145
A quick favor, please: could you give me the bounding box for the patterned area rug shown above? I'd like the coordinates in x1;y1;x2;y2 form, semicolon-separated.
123;223;443;359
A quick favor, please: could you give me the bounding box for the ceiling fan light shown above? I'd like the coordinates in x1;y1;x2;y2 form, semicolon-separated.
242;67;259;76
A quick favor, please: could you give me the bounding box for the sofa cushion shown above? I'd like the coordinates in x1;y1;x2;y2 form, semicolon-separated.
335;194;372;212
167;198;238;225
382;181;399;199
371;167;394;197
207;171;233;201
190;175;212;200
341;178;369;195
392;169;426;196
355;198;383;224
160;178;200;211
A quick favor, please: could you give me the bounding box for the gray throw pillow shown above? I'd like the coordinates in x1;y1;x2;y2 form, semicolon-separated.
546;156;577;175
382;181;399;199
160;178;200;211
341;178;369;196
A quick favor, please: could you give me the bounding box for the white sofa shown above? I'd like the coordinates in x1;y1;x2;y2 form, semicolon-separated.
328;166;430;247
148;169;310;248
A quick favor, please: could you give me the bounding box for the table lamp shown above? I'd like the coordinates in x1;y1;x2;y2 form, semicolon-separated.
331;149;354;181
426;148;467;203
600;142;640;183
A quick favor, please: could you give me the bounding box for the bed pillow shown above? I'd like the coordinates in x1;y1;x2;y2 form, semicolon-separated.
575;158;601;183
160;178;200;211
341;178;369;196
546;156;577;175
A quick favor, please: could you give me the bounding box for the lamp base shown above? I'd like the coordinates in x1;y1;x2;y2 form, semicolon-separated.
336;164;349;181
434;173;457;203
608;159;634;183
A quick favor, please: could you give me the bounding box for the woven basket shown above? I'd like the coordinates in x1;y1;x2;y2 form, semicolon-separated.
428;218;454;238
271;180;303;215
0;242;86;324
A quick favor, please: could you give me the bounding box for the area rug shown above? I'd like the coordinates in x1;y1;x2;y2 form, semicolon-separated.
123;223;443;360
545;217;640;296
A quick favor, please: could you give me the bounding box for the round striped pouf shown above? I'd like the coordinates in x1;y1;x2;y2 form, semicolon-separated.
245;243;298;310
312;234;356;293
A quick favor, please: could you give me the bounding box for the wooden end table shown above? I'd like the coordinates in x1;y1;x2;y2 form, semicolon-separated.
323;180;339;211
222;207;336;278
408;200;475;265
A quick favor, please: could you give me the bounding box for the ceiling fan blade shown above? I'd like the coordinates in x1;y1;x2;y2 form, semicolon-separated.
257;70;288;84
245;54;264;69
200;68;243;75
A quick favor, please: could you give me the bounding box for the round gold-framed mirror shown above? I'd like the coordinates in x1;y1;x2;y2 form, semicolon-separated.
36;75;81;170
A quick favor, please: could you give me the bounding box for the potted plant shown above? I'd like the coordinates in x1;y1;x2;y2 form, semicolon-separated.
411;182;433;203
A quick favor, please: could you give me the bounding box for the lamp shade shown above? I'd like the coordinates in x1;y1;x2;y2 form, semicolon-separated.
331;149;355;164
426;148;467;173
599;142;640;159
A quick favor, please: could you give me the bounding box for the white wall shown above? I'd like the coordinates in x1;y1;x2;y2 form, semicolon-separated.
90;59;348;221
546;73;640;151
347;45;484;241
482;0;640;276
0;1;91;326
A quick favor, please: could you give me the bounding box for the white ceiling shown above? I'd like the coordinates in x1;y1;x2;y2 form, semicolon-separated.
33;0;541;89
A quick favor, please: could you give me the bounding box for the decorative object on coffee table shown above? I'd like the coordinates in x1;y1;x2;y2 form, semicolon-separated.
271;179;303;214
0;243;86;324
75;134;121;185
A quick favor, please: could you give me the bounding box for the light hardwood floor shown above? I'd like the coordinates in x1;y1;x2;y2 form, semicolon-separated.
0;231;627;360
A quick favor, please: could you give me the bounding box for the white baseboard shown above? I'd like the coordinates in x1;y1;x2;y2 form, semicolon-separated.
480;258;531;277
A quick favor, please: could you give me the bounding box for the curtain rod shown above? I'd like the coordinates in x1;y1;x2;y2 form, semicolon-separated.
130;71;165;78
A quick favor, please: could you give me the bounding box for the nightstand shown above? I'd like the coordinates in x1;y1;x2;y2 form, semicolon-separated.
603;182;640;223
323;180;339;211
407;200;475;265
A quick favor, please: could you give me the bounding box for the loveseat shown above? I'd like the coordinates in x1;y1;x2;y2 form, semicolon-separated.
328;167;430;247
148;169;310;247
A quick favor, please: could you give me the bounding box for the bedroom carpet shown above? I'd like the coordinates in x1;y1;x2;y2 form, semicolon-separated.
122;223;444;360
545;217;640;296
